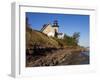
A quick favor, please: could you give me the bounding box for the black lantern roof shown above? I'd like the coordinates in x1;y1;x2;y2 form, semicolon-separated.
52;20;59;27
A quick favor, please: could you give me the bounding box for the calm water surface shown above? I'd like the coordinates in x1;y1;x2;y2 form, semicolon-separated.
80;51;89;64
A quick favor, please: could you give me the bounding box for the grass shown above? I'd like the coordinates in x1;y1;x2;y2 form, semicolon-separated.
26;26;59;49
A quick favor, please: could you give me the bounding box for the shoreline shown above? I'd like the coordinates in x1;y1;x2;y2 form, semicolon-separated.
26;48;89;67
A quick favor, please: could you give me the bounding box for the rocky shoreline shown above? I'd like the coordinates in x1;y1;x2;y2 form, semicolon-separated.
26;48;89;67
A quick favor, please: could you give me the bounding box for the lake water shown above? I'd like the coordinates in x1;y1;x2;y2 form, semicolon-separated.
80;51;90;64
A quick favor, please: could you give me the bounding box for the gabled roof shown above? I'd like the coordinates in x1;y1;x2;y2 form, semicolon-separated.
40;24;51;32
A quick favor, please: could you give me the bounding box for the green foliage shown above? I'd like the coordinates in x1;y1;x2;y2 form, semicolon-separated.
72;32;80;44
63;34;78;46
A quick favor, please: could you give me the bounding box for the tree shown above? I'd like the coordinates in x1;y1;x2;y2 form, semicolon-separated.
54;29;58;38
72;32;80;44
63;34;76;46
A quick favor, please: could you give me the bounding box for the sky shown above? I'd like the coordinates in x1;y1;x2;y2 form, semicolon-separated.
26;12;89;47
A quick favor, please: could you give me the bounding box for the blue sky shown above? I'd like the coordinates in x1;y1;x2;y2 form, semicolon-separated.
26;12;89;47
